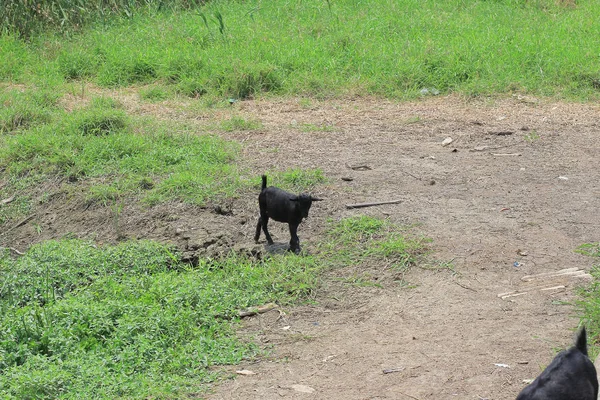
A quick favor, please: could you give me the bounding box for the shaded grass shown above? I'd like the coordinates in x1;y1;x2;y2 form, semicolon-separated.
2;0;600;100
0;216;426;398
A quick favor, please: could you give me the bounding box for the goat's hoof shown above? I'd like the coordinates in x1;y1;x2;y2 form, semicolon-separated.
288;247;301;255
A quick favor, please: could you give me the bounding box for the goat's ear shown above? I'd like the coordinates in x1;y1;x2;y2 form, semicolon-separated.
289;196;299;201
310;196;323;201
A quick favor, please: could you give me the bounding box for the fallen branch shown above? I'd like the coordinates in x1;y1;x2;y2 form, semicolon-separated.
346;163;372;171
346;199;402;209
238;302;279;318
399;392;422;400
383;367;405;374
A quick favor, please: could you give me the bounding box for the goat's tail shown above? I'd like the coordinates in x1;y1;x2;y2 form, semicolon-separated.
261;175;267;190
575;327;588;356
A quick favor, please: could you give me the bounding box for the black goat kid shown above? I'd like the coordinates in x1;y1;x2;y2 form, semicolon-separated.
516;327;598;400
254;175;322;254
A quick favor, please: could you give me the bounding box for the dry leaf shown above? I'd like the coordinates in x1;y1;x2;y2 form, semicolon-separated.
236;369;256;376
291;384;315;393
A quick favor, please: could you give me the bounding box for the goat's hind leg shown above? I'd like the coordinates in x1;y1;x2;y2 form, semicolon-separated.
261;216;274;245
254;217;262;243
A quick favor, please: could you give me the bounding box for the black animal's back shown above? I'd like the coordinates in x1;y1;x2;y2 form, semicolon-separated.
260;186;300;223
516;328;598;400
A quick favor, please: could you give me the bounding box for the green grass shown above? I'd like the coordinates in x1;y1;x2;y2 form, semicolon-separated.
0;216;425;398
576;243;600;352
2;0;600;100
320;215;429;272
0;95;243;209
218;116;263;132
264;168;327;193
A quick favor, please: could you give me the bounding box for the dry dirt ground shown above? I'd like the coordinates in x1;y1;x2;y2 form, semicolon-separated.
4;94;600;399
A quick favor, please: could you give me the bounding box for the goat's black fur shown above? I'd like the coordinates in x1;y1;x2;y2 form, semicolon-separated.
254;175;321;254
516;327;598;400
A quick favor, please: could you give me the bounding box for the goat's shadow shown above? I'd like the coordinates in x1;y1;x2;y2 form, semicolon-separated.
261;242;311;256
262;242;290;255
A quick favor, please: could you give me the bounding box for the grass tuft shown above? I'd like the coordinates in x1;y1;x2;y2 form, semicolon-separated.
265;168;327;193
321;215;428;272
75;109;128;136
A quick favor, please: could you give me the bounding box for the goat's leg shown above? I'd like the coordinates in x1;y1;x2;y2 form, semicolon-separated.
254;217;262;243
261;216;274;245
288;224;300;254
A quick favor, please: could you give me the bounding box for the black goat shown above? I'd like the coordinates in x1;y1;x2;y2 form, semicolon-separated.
516;327;598;400
254;175;322;254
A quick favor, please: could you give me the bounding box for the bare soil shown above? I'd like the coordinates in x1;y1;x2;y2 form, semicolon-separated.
4;94;600;399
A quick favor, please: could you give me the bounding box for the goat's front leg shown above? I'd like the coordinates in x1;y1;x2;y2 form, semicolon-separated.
288;223;301;254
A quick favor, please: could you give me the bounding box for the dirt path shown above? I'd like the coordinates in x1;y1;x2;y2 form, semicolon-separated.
4;94;599;399
204;96;600;399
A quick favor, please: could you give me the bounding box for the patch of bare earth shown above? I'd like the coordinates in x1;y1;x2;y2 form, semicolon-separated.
4;94;600;399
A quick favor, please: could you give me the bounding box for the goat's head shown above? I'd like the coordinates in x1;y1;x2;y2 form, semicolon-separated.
291;193;322;218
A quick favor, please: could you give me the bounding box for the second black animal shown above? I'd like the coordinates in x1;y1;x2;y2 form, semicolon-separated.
255;175;322;254
515;327;598;400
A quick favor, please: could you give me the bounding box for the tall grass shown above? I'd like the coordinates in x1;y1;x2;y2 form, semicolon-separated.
0;0;205;38
2;0;600;99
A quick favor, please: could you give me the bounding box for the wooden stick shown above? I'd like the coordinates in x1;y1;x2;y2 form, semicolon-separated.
238;302;279;318
383;367;405;374
346;199;402;209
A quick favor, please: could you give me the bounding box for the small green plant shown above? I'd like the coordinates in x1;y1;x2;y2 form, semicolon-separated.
576;243;600;257
219;116;263;132
401;116;422;125
299;123;335;132
524;131;541;142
